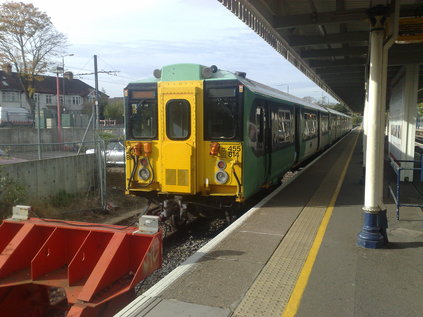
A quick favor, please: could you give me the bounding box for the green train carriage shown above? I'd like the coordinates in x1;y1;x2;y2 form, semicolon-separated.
124;63;351;223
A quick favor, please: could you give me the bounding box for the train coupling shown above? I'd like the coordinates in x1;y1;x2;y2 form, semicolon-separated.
161;197;188;228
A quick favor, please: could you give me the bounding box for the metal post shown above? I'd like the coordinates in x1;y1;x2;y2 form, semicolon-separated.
396;168;401;220
357;7;388;248
376;49;388;207
56;69;62;144
77;112;94;155
37;99;42;160
377;0;399;207
93;55;105;208
94;55;99;129
62;54;74;114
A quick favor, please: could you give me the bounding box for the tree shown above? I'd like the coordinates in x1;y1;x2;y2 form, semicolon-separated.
0;2;67;116
418;102;423;116
104;98;124;123
98;88;109;120
302;96;318;104
352;114;362;127
327;103;351;115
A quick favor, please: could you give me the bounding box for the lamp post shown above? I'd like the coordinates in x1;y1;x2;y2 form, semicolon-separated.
313;91;326;106
277;83;290;94
62;54;74;114
55;66;64;144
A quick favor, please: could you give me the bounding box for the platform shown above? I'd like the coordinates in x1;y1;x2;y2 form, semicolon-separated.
117;129;423;317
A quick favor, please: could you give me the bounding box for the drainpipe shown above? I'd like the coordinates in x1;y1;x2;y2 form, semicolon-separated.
357;5;389;248
377;1;399;207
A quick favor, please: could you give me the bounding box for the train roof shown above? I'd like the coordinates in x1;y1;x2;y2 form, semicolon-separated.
128;64;350;116
235;76;328;113
326;107;350;117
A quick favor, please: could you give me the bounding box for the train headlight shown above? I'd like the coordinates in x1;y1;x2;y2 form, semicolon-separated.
215;170;229;184
139;167;150;181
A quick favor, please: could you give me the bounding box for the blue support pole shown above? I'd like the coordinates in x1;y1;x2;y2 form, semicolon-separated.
357;210;385;249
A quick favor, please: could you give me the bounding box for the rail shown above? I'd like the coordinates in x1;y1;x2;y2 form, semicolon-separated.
388;156;423;220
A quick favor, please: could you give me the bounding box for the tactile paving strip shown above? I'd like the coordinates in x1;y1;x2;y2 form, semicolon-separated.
233;136;355;317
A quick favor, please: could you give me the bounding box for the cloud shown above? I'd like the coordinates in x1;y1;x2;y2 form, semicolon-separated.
22;0;331;101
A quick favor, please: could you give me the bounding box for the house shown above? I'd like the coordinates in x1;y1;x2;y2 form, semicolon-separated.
0;64;108;126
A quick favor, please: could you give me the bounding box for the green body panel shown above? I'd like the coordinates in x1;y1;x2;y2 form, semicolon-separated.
161;64;203;81
129;64;240;84
241;88;296;200
320;133;329;149
298;138;318;161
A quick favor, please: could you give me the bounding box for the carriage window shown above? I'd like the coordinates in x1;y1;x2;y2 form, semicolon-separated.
278;110;293;143
270;105;294;149
303;112;318;140
129;100;157;139
321;114;329;134
166;99;190;140
204;87;239;140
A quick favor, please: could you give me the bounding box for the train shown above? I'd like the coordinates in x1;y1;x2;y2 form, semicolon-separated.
123;63;351;226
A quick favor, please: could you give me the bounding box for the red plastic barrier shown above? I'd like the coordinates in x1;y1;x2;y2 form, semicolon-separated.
0;218;162;316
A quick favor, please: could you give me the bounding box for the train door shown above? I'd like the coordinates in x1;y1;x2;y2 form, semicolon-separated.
255;101;271;182
294;105;302;163
159;83;200;194
317;111;322;150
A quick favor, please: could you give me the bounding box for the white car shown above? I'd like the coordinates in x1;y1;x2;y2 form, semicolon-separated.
86;141;125;166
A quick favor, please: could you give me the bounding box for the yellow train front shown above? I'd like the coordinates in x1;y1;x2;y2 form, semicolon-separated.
124;64;243;225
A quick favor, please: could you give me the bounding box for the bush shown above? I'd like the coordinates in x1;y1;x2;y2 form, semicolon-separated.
98;131;115;141
50;190;75;208
352;115;362;127
0;170;27;218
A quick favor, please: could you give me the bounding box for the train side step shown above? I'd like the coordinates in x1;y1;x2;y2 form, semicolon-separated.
0;217;162;317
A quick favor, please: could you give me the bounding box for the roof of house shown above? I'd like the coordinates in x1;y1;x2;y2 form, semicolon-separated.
0;71;108;98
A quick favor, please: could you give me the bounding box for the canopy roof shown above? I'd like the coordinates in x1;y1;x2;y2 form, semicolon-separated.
218;0;423;112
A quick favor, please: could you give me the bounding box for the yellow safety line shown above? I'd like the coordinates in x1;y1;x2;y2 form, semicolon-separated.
282;132;360;317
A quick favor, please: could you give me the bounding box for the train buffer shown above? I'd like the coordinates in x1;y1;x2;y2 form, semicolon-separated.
0;208;162;317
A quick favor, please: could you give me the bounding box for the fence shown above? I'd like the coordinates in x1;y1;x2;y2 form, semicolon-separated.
388;156;423;220
0;141;96;161
0;126;124;145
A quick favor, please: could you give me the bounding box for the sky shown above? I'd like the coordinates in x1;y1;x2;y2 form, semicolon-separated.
18;0;334;103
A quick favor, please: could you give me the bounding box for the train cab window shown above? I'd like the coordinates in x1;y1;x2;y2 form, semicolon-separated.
166;99;190;140
204;87;239;140
129;100;157;139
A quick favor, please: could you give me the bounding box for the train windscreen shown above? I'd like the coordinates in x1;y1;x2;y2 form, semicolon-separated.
128;99;157;139
204;87;240;140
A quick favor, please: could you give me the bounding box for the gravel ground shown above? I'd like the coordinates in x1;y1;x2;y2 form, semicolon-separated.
136;217;228;294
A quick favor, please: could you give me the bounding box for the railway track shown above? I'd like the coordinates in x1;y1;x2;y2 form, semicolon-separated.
124;169;299;296
135;216;228;295
100;146;310;299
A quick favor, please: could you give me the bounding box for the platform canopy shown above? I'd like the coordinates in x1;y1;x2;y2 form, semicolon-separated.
218;0;423;113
